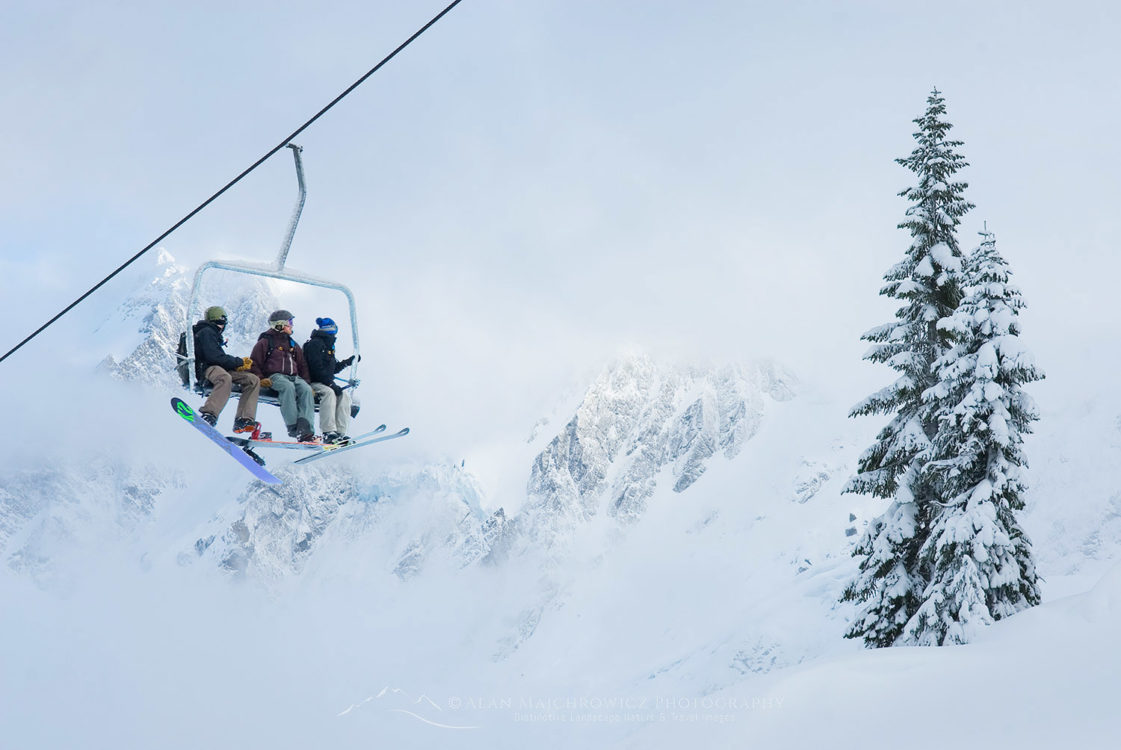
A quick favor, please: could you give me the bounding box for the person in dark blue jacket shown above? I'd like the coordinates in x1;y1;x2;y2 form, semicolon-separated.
194;306;260;432
303;317;358;443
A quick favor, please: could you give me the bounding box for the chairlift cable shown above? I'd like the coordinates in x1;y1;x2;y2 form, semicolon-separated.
0;0;466;367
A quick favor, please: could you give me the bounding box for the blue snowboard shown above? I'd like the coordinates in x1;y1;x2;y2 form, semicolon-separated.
171;397;282;485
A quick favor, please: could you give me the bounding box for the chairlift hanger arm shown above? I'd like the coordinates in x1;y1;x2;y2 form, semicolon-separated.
276;144;305;272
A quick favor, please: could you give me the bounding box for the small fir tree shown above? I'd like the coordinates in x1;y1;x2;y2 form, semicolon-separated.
842;88;974;647
900;230;1043;645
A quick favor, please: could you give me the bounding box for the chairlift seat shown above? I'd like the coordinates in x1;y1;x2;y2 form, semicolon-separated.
187;381;360;418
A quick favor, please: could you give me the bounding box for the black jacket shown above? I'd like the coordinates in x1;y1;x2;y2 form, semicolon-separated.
192;320;242;378
303;329;348;385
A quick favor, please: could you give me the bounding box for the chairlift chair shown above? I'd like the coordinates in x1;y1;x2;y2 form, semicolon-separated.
179;144;361;419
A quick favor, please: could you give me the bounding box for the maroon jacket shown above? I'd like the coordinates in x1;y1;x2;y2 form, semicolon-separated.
250;329;311;382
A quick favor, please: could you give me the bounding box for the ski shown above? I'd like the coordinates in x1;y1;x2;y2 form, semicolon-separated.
227;437;318;452
230;424;387;451
244;423;385;448
340;424;388;443
171;397;282;485
293;427;410;465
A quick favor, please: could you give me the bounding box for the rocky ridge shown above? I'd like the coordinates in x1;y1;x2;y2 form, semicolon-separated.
519;355;797;551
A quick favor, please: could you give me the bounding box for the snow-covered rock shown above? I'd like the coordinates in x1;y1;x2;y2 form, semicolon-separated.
521;354;796;550
189;461;491;583
1;460;182;588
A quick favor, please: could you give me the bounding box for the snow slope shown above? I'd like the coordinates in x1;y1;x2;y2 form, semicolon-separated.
626;561;1121;750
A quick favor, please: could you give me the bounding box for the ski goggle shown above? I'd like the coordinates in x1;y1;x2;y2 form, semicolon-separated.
272;318;294;330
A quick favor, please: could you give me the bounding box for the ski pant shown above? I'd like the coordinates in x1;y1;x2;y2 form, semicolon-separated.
311;382;351;436
270;374;315;430
202;366;260;422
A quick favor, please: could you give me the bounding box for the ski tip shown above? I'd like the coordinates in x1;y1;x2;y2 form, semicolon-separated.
171;397;195;422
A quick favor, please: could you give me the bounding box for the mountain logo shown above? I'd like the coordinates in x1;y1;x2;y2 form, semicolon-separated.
337;687;480;731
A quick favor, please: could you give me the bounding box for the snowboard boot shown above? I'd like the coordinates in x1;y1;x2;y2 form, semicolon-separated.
323;431;341;445
232;418;258;434
199;410;218;427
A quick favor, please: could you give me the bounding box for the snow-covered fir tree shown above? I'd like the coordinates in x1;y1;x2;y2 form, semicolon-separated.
899;229;1043;645
842;88;975;647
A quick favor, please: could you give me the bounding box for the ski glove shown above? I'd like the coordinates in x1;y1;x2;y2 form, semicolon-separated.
259;377;272;389
236;357;253;372
340;355;360;367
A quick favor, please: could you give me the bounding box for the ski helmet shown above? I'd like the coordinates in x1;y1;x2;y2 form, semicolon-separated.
269;309;294;330
205;306;227;323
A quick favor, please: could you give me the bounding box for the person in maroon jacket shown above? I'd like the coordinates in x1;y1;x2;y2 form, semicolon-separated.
250;310;316;441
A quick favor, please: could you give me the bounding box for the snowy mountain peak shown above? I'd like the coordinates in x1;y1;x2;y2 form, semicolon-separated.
97;250;278;388
522;354;797;548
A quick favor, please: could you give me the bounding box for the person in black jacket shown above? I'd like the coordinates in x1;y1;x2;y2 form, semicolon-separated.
195;306;260;432
303;317;358;443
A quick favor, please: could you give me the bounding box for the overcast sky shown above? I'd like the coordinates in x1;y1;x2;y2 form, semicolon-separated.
2;0;1119;456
